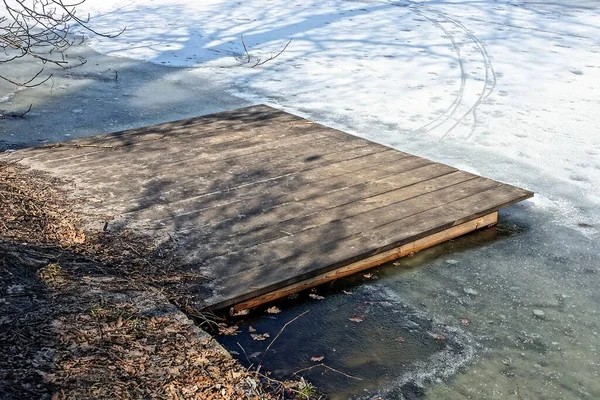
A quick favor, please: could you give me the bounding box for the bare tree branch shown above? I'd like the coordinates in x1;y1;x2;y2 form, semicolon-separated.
252;39;292;68
1;0;124;87
239;35;292;68
240;34;250;64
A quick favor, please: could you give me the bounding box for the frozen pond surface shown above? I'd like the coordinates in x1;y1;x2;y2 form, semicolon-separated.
1;0;599;398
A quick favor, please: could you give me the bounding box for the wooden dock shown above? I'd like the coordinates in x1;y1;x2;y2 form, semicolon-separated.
9;105;533;313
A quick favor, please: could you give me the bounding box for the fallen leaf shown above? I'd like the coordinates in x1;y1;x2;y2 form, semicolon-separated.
310;355;324;362
460;317;470;326
309;294;324;300
231;308;249;317
250;333;270;341
266;306;281;314
349;315;364;323
248;326;256;333
218;324;240;336
363;273;373;279
342;290;353;295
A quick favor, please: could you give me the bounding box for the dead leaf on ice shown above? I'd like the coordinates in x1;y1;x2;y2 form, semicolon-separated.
348;315;364;323
218;324;240;336
266;306;281;314
250;333;270;341
309;294;324;300
231;308;249;317
310;355;324;362
248;326;256;333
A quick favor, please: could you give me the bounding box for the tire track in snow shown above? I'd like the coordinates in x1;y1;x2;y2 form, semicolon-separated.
404;1;497;142
435;10;497;142
404;5;468;138
352;0;496;142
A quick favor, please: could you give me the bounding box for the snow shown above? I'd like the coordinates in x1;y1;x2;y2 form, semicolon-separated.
76;0;600;233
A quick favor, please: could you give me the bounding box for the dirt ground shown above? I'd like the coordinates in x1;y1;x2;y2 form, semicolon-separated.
0;161;306;399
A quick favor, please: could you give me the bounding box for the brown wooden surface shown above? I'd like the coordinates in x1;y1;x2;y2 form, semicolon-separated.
7;105;533;311
231;211;499;313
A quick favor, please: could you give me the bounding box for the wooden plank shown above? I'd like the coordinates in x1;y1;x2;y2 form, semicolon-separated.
48;133;377;196
19;105;293;163
167;162;452;237
203;184;532;310
150;154;430;224
96;146;405;212
229;211;499;313
37;137;393;213
183;170;478;256
192;177;502;276
38;126;342;171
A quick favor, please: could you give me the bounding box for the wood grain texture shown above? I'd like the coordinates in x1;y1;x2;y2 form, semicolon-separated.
5;104;534;311
230;212;499;313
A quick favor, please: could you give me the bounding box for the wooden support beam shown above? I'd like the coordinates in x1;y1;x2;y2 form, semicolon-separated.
230;211;498;314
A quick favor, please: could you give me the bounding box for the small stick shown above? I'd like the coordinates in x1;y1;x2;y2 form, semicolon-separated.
293;363;363;381
241;34;251;63
257;309;309;371
252;39;292;68
237;342;252;365
17;104;32;118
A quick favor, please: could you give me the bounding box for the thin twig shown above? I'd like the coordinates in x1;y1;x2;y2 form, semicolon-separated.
17;104;32;118
237;342;252;365
293;363;363;381
240;34;250;63
0;104;32;119
255;371;311;398
251;39;292;68
257;309;309;372
1;0;125;87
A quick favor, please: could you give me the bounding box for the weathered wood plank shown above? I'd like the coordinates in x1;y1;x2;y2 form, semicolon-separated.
19;105;293;163
94;146;405;214
191;177;502;277
230;211;499;313
180;170;478;256
38;126;342;171
148;154;427;224
203;184;531;310
168;162;453;238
